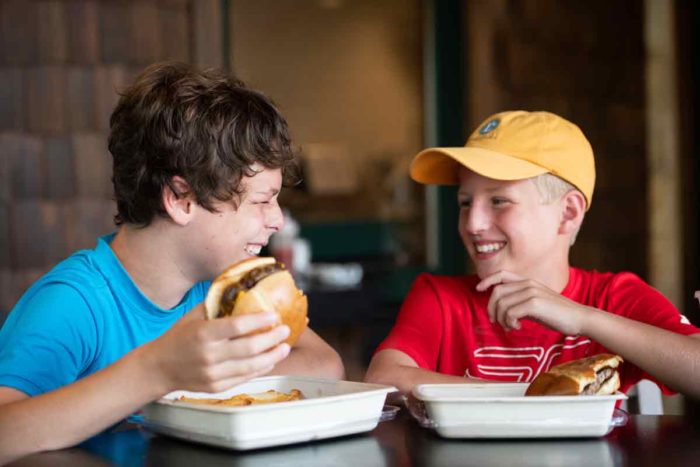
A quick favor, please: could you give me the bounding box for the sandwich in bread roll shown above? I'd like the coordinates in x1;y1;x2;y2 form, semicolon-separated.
205;257;308;346
525;354;623;396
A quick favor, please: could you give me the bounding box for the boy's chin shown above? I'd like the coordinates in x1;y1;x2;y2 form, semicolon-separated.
474;265;496;280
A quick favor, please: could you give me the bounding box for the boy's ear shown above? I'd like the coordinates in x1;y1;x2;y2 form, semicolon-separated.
558;190;586;236
163;176;195;226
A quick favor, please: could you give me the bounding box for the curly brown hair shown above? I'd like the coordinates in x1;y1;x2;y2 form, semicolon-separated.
108;62;297;226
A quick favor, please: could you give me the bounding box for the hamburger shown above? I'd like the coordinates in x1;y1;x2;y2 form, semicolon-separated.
525;354;623;396
205;257;308;346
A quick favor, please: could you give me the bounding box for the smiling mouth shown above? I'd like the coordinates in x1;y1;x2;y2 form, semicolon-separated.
244;245;263;256
474;242;506;254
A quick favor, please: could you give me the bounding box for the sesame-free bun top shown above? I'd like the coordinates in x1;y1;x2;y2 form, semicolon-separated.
525;354;623;396
205;257;308;346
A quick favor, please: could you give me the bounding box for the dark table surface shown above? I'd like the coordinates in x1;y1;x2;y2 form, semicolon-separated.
8;410;700;467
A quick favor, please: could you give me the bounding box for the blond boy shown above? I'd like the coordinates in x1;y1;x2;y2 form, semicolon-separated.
366;110;700;397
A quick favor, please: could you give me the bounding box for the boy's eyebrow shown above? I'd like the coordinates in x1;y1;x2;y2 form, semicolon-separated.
253;188;280;196
458;185;510;196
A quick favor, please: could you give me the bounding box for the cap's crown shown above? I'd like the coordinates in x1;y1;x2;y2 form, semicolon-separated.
410;110;596;208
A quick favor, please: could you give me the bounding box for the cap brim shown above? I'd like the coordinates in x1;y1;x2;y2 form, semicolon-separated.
410;146;549;185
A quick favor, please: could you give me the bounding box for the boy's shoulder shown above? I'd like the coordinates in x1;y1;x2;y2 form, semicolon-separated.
40;242;110;290
19;237;114;309
570;267;645;288
567;267;655;305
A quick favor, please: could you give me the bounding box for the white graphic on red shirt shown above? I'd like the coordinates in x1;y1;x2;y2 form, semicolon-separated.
464;336;591;382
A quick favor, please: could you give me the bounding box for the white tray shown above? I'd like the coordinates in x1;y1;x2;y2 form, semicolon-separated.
412;383;628;439
140;375;396;450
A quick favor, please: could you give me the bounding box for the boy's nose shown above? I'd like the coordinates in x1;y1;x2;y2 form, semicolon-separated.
464;204;491;234
266;203;284;232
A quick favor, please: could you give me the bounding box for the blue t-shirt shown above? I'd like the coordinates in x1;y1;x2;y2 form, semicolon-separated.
0;234;210;396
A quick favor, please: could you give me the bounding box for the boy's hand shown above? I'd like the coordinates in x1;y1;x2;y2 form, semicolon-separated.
476;271;590;335
143;304;291;395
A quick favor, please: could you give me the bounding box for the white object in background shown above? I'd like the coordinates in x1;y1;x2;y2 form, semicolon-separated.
620;379;663;415
314;263;363;288
412;383;627;439
292;237;311;275
141;375;396;450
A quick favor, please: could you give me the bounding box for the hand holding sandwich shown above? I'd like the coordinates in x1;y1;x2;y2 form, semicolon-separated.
142;303;292;395
144;257;318;394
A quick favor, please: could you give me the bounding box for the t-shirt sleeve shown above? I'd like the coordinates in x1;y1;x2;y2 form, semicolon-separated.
607;272;699;335
0;283;98;396
374;274;444;370
605;272;700;394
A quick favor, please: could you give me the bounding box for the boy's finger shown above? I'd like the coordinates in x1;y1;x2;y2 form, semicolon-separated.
487;281;530;322
495;292;532;330
476;270;524;291
506;316;522;331
206;311;280;340
212;343;290;379
215;325;291;361
207;365;276;394
476;272;501;292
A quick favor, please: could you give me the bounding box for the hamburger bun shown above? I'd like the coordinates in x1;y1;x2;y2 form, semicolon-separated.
205;257;308;346
525;353;623;396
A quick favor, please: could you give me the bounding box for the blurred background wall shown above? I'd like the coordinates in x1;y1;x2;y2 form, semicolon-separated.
0;0;698;401
0;0;221;314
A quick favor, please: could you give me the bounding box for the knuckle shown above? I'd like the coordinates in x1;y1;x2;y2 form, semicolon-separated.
202;367;218;384
200;353;216;367
194;325;209;342
229;319;249;337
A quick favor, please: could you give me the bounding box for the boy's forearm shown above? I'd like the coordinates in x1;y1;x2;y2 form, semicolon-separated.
580;310;700;397
366;363;481;396
0;345;166;464
269;344;345;379
268;328;344;379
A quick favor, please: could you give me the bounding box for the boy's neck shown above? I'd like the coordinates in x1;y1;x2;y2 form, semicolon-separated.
537;263;571;293
110;224;197;310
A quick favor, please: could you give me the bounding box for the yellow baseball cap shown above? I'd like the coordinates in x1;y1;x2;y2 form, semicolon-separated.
410;110;596;209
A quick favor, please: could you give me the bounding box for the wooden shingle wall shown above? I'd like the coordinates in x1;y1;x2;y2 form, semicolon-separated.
0;0;222;315
466;0;648;278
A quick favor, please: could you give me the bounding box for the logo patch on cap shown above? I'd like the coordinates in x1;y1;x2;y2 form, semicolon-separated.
479;118;500;135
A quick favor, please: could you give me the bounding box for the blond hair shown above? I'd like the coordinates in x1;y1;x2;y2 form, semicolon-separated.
530;173;582;245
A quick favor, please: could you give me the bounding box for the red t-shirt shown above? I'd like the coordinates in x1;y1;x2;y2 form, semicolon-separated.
376;268;699;394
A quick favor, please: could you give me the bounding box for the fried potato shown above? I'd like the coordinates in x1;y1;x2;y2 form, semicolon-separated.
177;389;303;406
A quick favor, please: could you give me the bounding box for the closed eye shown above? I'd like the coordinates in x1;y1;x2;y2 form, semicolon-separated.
491;197;510;207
